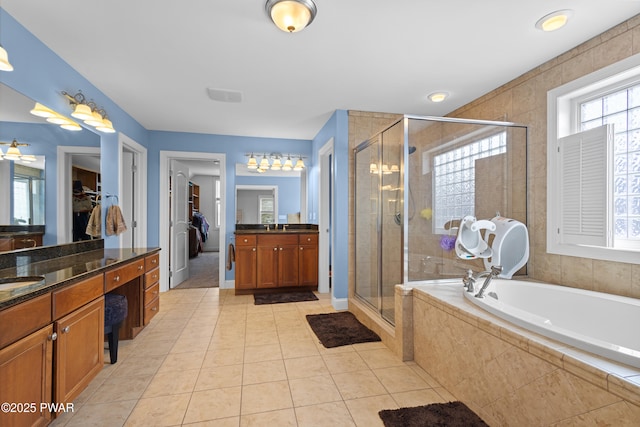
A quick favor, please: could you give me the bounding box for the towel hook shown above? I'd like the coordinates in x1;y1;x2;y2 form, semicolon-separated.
105;194;119;205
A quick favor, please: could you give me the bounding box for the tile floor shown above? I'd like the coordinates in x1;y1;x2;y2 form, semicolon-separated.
52;288;455;426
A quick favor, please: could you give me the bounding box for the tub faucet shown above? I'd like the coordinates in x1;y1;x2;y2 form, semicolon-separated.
463;270;476;292
475;265;503;298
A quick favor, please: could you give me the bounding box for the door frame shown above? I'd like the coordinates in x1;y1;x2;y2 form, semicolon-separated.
57;146;101;244
318;138;334;296
159;151;226;293
119;133;147;249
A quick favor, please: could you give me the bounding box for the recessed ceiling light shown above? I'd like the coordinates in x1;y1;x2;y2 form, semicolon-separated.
428;92;449;103
536;10;573;32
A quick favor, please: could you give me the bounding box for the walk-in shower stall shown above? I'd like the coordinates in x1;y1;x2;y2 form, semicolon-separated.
354;115;528;324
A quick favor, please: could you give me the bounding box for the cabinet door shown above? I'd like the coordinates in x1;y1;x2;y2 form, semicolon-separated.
257;245;278;288
55;297;104;404
235;245;257;289
0;325;54;427
278;244;299;287
299;235;319;287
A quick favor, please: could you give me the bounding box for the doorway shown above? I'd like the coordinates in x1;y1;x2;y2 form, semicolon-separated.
318;138;334;297
159;151;226;292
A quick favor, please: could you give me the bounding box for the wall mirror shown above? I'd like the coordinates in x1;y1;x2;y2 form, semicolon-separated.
234;163;306;224
0;82;101;245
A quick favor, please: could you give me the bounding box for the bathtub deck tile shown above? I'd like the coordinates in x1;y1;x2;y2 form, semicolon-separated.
608;373;640;407
527;337;565;368
499;325;530;352
562;353;610;390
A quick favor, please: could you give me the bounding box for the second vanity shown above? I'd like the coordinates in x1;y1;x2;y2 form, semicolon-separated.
0;240;160;426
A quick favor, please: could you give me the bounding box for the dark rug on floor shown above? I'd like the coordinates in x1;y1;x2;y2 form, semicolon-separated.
378;401;489;427
253;291;319;305
306;311;381;348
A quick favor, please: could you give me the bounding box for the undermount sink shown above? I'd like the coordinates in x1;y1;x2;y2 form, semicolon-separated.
0;276;46;295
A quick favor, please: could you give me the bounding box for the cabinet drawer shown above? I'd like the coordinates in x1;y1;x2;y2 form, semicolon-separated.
236;235;257;246
144;296;159;325
145;253;159;271
0;293;52;348
104;259;145;292
258;234;298;246
53;274;104;319
13;234;43;249
144;282;160;303
144;267;160;290
299;233;318;245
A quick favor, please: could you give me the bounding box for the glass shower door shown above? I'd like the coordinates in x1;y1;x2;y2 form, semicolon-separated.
354;139;380;309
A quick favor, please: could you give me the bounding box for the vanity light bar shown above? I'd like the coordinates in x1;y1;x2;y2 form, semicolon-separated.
62;90;116;133
245;153;306;172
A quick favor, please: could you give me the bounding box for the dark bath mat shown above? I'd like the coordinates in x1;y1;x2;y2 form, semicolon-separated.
379;401;489;427
306;311;381;348
253;291;319;305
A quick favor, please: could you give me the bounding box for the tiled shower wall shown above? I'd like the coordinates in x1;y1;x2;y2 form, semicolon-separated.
349;14;640;301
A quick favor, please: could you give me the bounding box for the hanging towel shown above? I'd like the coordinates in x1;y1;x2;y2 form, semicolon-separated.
86;204;102;237
106;205;128;236
226;243;235;270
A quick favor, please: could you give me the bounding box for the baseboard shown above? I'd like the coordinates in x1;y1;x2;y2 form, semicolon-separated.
221;280;234;289
332;296;348;311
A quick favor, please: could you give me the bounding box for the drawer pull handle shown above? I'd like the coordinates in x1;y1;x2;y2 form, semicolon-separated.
307;238;311;241
153;291;159;295
152;259;157;264
274;247;277;251
151;306;157;311
153;274;158;280
48;332;57;341
300;247;303;250
138;265;143;271
279;247;283;251
252;248;256;252
61;326;70;334
244;238;248;243
114;275;120;282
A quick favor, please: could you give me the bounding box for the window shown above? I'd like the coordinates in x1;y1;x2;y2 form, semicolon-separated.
433;131;507;232
259;196;275;224
12;165;45;225
547;53;640;263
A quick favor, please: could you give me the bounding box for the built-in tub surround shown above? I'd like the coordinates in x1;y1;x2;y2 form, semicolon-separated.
411;283;640;425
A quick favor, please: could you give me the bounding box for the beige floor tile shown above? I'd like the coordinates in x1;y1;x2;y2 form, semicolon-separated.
133;339;176;356
391;388;447;407
202;347;244;367
183;387;242;424
240;408;297;427
171;336;211;353
64;399;138;427
195;364;243;390
332;370;388;400
294;401;356;427
373;365;431;393
142;369;199;398
322;352;369;374
110;354;165;378
243;343;283;363
245;329;279;346
124;393;191;427
242;359;287;384
280;339;320;359
183;416;239;426
284;355;330;379
289;375;343;407
357;348;405;369
241;381;293;415
157;350;206;373
344;394;398;427
87;374;153;403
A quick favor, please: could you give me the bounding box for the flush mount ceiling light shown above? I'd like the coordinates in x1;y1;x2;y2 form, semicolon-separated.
266;0;317;33
536;10;573;32
428;92;449;103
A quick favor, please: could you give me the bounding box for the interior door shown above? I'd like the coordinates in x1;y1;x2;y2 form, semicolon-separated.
170;160;190;288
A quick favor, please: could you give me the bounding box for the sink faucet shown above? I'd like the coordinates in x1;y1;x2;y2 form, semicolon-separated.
283;224;288;231
264;224;270;231
474;265;503;298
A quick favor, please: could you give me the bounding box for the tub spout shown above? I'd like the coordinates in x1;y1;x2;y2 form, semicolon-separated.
462;270;476;293
475;265;503;298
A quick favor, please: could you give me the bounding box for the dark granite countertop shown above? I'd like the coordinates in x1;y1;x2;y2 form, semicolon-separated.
235;224;318;234
0;247;160;309
0;231;44;237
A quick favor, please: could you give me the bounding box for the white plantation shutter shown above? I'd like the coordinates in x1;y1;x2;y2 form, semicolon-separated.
558;125;613;246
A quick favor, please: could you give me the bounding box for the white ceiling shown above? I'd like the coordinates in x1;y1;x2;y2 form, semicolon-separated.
3;1;640;140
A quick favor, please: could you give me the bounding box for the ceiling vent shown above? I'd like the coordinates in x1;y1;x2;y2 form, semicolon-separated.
207;88;243;103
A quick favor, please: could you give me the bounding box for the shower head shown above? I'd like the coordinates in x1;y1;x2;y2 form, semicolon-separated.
408;146;417;155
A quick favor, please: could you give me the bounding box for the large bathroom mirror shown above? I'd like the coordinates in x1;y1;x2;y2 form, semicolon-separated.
0;82;101;246
234;163;306;224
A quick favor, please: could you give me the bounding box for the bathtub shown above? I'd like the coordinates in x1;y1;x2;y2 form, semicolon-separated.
462;278;640;368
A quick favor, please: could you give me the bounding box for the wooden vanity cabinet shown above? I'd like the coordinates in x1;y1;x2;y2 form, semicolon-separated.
0;234;44;252
143;253;161;325
235;232;318;292
0;324;54;427
235;235;257;289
